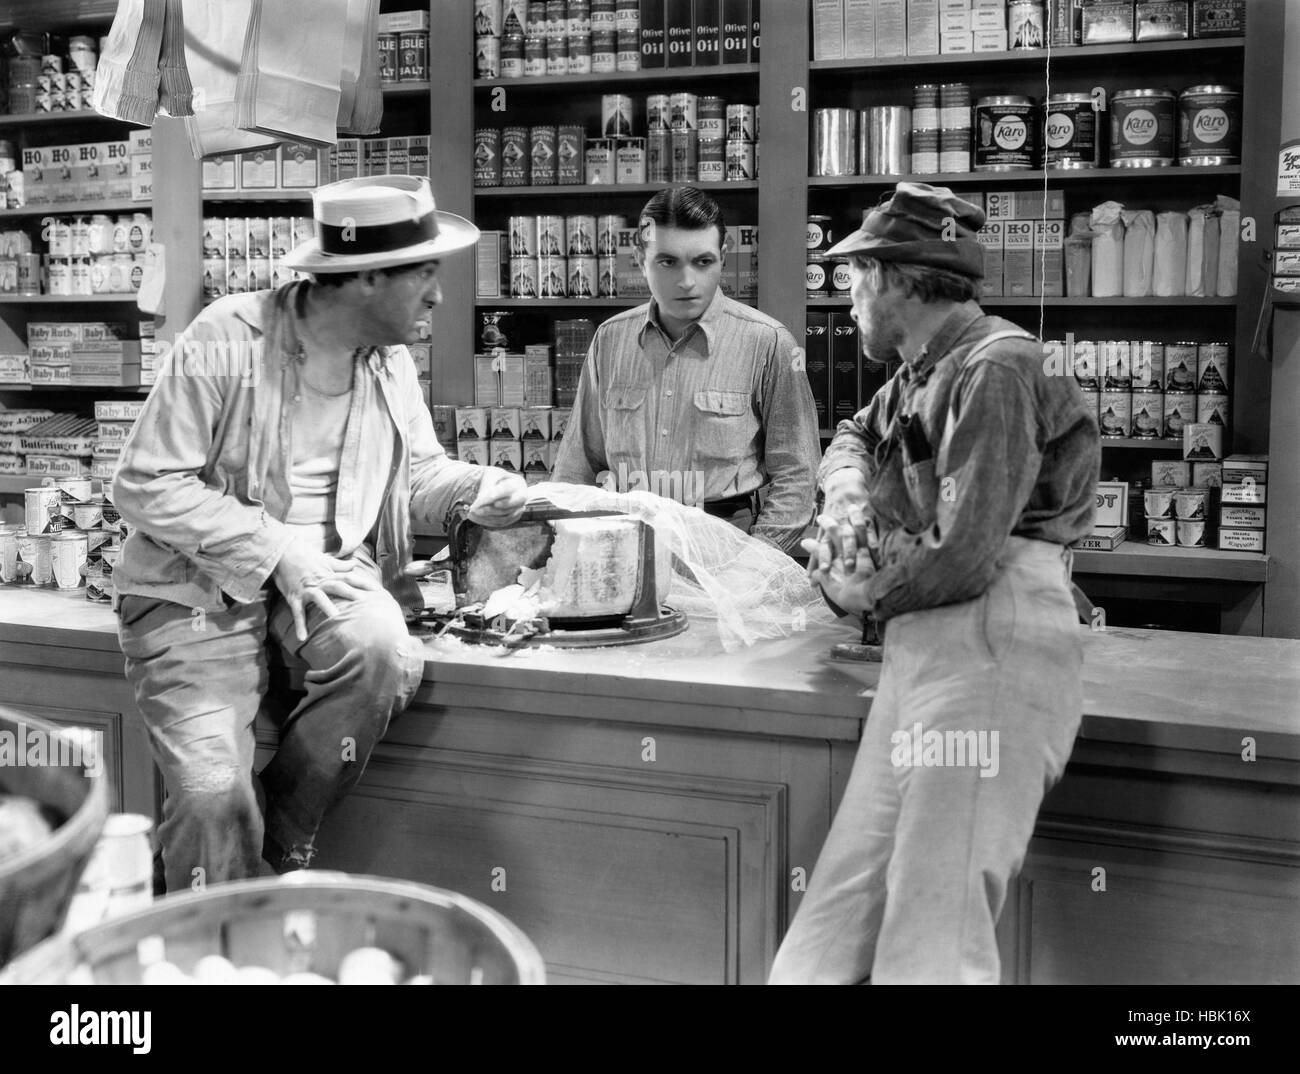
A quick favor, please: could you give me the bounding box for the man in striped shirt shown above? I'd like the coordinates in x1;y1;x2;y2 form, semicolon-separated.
551;187;821;554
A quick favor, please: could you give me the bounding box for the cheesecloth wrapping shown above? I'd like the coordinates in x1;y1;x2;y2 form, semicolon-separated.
524;482;839;652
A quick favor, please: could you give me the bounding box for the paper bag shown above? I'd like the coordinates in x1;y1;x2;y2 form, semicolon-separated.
1089;201;1125;298
1153;211;1187;297
93;0;166;126
1186;206;1220;297
1216;194;1240;297
1121;210;1155;297
181;0;279;158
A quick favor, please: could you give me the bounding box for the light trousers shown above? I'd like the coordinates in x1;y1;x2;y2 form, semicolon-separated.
769;537;1084;984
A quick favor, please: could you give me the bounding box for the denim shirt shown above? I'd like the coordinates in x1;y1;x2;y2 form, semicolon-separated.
111;283;485;617
819;303;1100;621
550;290;821;553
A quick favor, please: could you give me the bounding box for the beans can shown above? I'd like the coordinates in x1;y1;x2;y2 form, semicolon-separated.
1130;341;1164;390
1101;340;1131;388
567;255;596;298
565;214;597;256
647;131;671;182
1130;390;1163;438
591;29;616;72
1176;519;1206;548
1098;390;1131;437
1072;340;1099;389
671;93;699;132
1197;392;1229;427
1008;0;1046;48
510;256;539;297
1196;342;1230;393
51;531;87;590
1143;488;1176;521
1164;342;1197;391
616;28;639;72
597;214;625;256
1163;391;1195;439
1110;89;1176;167
698;96;726;141
1147;518;1176;546
726;139;755;181
670;130;697;183
974;96;1037;171
603;94;634;137
598;256;616;296
538;255;567;297
1044;93;1098;168
1178;86;1240;166
696;138;725;182
17;533;52;586
805;253;828;295
0;526;27;584
566;33;591;74
530;125;558;185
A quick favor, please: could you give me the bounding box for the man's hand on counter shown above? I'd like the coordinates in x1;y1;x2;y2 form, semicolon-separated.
468;468;528;528
804;512;878;616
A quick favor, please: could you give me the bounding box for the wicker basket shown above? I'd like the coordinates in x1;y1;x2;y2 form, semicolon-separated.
0;705;109;968
1;872;545;984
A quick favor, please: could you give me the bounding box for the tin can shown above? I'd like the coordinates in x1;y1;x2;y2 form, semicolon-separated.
1130;341;1163;390
202;258;227;301
805;253;828;295
128;213;151;252
25;487;67;535
200;214;229;257
1072;340;1099;389
1110;89;1176;168
509;215;538;256
501;126;530;185
538;214;566;256
671;93;699;132
47;257;71;295
726;103;755;142
938;134;969;174
501;32;525;77
646;94;671;133
1178;86;1240;166
80;813;155;920
510;256;539;297
939;83;971;131
585;138;616;184
1130;390;1163;438
545;33;567;76
567;255;597;298
696;138;725;182
1077;388;1099;424
475;35;501;79
1101;340;1131;388
1176;515;1207;545
1044;93;1098;168
85;561;112;602
1147;517;1177;546
1197;392;1229;427
566;214;597;256
69;256;91;295
698;96;726;141
615;138;646;183
616;28;639;72
400;29;428;80
51;531;87;590
380;32;401;81
1008;0;1046;48
49;220;72;257
591;29;616;72
72;501;104;530
1098;389;1131;437
41;54;63;75
670;130;697;183
912;84;940;132
1143;488;1176;520
530;125;557;185
603;94;634;137
598;256;616;297
865;106;911;175
0;259;16;293
56;479;93;504
114;217;134;252
226;257;248;294
1196;342;1230;393
538;255;567;297
100;503;124;535
813;108;856;177
567;34;591;74
974;96;1036;171
597;214;625;256
546;0;566;37
567;0;592;33
726;139;755;181
807;215;833;252
557;124;585;184
69;36;98;75
1164;342;1198;391
1163;391;1195;439
16;252;41;296
647;131;671;182
0;526;27;584
523;34;547;76
16;533;52;586
830;259;853;294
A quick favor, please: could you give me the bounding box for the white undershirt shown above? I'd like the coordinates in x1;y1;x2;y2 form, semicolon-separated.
286;382;352;554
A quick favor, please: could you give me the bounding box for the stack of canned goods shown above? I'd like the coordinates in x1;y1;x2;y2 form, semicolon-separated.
376;10;430;84
38;213;152;297
478;0;621;78
5;31;98;115
1055;338;1231;441
0;228;38;295
805;214;850;297
507;213;624;298
0;483;123;598
201;215;313;303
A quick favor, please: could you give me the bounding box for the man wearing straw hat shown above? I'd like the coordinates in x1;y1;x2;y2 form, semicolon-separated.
770;182;1098;984
112;176;527;892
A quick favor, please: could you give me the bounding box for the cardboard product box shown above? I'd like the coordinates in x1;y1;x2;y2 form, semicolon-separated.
1220;453;1267;485
1220;481;1264;505
1183;421;1223;461
1078;526;1127;550
550;408;572;442
456;438;488;466
520;407;552;441
430;405;458;447
239;147;279;190
0;353;31;384
490;407;522;440
280;143;320;189
1034;219;1065;297
383;137;409;177
497;353;528;407
18;146;52;205
524;348;553;407
941;9;971;32
1218;504;1265;530
28;343;74;365
334;138;361;181
615;228;650;299
1150;459;1191;487
407;136;430;178
1013;189;1066;220
941;30;973;52
1277;223;1300;249
1002;220;1035;297
27;454;92;478
1217;526;1264;552
363;139;389;176
27;322;80;344
1081;0;1136;42
970;7;1007;31
972;29;1009;50
477;231;507;299
96;420;135;443
813;0;845;61
128;128;152;156
804;312;832;429
735;223;758;298
844;0;877;58
1136;0;1189;40
830;312;860;424
875;0;907;57
983;191;1016;221
489;440;523;472
92;439;123;459
1094;480;1129;527
90;457;119;480
407;343;432;378
906;0;940;55
665;0;693;67
977;221;1005;297
28;365;72;391
0;454;24;475
1191;460;1222;488
720;0;751;64
1191;0;1244;37
693;0;722;67
455;407;490;441
202;154;239;191
94;399;147;422
474;354;500;407
378;9;429;32
522;440;551;474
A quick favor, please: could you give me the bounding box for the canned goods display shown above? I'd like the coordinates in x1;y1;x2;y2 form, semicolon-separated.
1164;342;1197;391
865;106;910;175
501;32;524;78
1144;488;1176;521
567;34;591;74
696;138;725;183
530;125;557;185
939;83;970;131
538;254;567;297
726;104;755;142
501;126;529;185
1130;341;1164;390
1098;390;1131;437
1174;488;1208;520
523;34;547;76
1110;89;1176;167
698;96;725;141
510;257;539;297
565;215;596;256
0;526;26;584
16;533;52;586
597;214;624;256
1044;93;1098;168
25;487;68;535
1176;519;1205;548
16;252;41;295
670;93;698;132
974;96;1037;171
1197;392;1229;427
567;255;596;298
545;35;567;76
830;259;852;293
47;257;71;295
615;138;646;183
1101;340;1131;388
603;94;634;137
647;94;671;132
670;130;696;183
537;214;566;256
805;253;828;294
912;84;939;132
1196;342;1230;392
1147;518;1176;546
1008;0;1046;48
1077;388;1099;423
1131;391;1163;438
1178;86;1240;165
597;256;616;296
813;109;856;177
51;531;87;590
807;215;833;252
1072;341;1099;389
725;139;755;181
647;131;671;182
1163;392;1195;439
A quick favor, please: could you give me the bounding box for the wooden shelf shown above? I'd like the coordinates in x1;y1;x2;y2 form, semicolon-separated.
0;109;140;128
1099;437;1185;450
202;190;314;202
808;296;1238;308
382;81;430;96
809;166;1241;189
475;297;641;308
0;199;152;219
475;181;758;197
809;37;1245;74
474;64;759;90
1073;542;1268;583
0;294;139;304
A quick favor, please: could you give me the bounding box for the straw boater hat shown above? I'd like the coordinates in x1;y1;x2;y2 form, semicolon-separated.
284;174;480;273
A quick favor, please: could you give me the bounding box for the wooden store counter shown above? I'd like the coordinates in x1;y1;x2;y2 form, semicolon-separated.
1;588;1297;984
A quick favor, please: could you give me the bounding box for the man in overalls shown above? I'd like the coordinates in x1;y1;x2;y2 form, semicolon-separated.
770;183;1100;984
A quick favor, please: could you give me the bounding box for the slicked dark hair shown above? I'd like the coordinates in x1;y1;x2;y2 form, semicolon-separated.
635;186;726;250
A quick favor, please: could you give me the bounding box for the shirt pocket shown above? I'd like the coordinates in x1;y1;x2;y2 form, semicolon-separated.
691;389;752;463
603;384;648;467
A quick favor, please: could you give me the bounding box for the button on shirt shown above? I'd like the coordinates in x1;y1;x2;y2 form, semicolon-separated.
819;303;1100;621
551;290;821;553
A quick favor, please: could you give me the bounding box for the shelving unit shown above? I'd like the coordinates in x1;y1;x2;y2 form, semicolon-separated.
0;199;152;219
473;64;759;90
809;166;1241;188
476;181;758;197
807;296;1239;307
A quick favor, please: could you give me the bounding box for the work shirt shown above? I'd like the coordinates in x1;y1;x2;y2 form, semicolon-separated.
112;282;485;617
551;290;821;553
819;302;1099;621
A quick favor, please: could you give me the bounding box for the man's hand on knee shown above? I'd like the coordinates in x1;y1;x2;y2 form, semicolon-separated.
273;542;382;642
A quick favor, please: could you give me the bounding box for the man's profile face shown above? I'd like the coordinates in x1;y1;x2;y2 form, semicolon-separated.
365;260;441;344
849;258;904;363
636;223;726;334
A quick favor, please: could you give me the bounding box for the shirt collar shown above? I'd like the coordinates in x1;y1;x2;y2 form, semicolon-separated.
638;288;728;354
901;301;984;384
